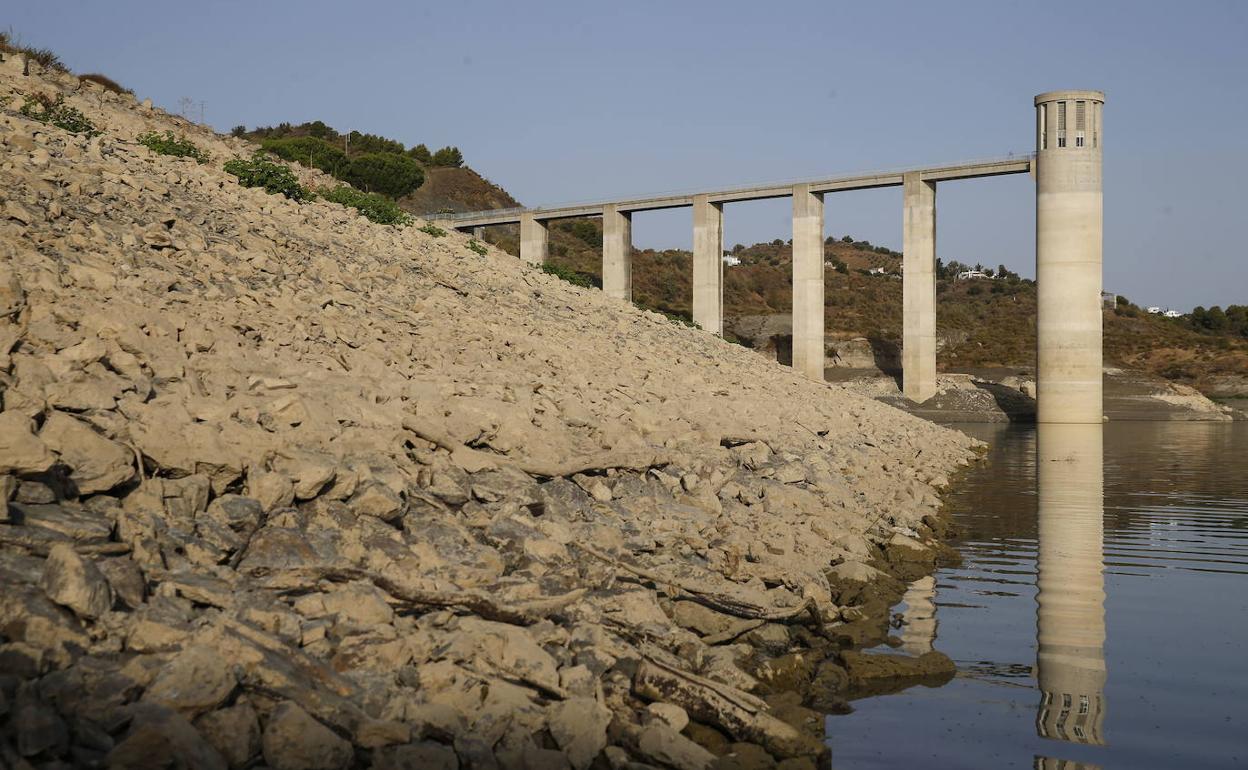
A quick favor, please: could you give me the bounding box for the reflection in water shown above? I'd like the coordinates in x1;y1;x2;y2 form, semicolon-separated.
1035;424;1107;749
829;423;1248;769
898;575;937;655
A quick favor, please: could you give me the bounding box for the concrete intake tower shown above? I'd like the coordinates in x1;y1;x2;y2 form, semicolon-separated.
1035;90;1105;424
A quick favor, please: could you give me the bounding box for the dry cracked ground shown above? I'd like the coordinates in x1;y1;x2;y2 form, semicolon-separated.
0;54;979;770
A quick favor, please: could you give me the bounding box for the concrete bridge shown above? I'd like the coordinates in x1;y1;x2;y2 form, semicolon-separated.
428;90;1105;423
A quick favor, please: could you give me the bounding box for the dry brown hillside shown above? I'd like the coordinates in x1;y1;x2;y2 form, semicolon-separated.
400;166;519;215
482;226;1248;395
0;52;978;768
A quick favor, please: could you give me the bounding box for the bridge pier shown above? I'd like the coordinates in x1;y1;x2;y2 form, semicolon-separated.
1035;91;1104;423
902;173;937;402
602;204;633;301
791;183;825;380
692;195;724;335
519;213;547;266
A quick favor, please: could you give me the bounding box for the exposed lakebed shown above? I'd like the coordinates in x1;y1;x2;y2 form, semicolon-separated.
827;422;1248;769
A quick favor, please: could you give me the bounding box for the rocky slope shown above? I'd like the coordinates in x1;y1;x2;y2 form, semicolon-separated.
0;53;978;770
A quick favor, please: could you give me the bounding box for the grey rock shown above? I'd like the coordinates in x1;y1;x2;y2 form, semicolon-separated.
371;741;459;770
261;701;353;770
107;703;227;770
40;543;113;619
195;701;261;769
143;644;237;717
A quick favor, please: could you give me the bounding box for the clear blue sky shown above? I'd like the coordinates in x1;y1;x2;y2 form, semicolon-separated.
10;1;1247;310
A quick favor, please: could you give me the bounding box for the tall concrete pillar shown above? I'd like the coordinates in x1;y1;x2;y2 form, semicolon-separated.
1035;90;1105;423
692;194;724;335
902;173;937;402
1035;423;1106;747
519;213;547;266
472;226;485;240
602;204;632;301
791;184;825;380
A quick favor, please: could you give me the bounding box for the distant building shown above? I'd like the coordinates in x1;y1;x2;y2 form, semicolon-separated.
722;254;741;267
1146;306;1162;314
956;269;991;280
1163;309;1183;318
868;267;887;276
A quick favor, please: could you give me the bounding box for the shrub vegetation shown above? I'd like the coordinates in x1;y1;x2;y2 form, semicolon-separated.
19;93;100;136
137;131;210;163
418;223;447;238
542;263;596;288
341;153;424;198
467;239;488;256
319;186;411;226
78;73;131;95
234;120;472;201
223;152;309;201
261;136;346;175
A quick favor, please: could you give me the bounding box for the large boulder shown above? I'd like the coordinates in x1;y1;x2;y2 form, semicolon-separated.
261;701;353;770
0;410;56;476
39;543;113;619
143;644;238;717
39;411;135;494
107;703;227;770
195;701;262;769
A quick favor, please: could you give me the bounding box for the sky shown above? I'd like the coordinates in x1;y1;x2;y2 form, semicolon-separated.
9;1;1247;310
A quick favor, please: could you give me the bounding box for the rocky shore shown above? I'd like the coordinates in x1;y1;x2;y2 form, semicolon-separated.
0;55;979;769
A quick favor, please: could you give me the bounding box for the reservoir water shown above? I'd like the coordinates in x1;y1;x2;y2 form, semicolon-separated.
827;422;1248;769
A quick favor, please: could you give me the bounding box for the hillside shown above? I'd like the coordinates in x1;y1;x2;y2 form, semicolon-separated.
400;165;518;215
0;50;978;768
479;224;1248;397
210;85;1246;397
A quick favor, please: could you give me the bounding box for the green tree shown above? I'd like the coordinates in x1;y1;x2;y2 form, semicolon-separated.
261;136;346;175
431;146;464;167
341;152;424;198
348;131;406;156
408;143;433;164
305;120;333;139
567;220;598;245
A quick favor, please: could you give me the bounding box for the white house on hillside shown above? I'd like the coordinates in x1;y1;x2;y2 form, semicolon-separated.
722;254;741;267
956;269;991;280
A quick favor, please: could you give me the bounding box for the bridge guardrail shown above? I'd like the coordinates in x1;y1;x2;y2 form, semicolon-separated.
419;151;1035;222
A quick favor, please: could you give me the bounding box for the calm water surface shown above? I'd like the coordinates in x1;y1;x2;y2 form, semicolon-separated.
827;422;1248;769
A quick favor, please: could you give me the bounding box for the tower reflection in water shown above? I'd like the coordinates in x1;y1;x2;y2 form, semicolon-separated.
1034;423;1107;760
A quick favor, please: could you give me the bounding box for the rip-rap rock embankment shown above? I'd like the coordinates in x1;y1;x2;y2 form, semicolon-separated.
0;57;979;770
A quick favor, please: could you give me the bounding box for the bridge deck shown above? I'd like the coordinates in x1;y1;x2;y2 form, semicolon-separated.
426;155;1034;228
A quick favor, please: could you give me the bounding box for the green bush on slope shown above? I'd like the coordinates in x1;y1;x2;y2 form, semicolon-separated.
137;131;210;163
319;186;411;226
341;152;424;198
261;136;346;175
223;152;309;201
19;93;99;136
